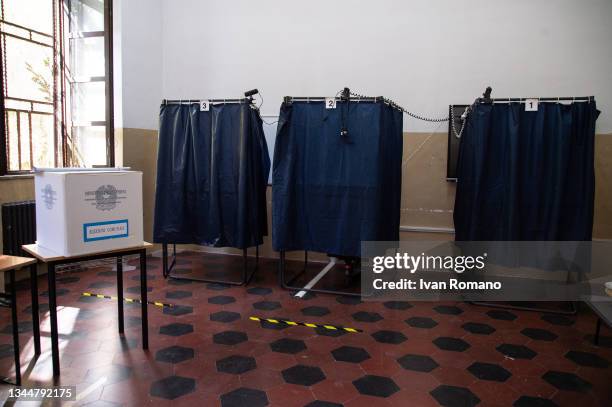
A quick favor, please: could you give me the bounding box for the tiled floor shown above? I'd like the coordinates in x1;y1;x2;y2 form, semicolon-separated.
0;251;611;406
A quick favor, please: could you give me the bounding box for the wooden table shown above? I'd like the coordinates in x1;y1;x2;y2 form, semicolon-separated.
22;243;152;379
0;255;39;386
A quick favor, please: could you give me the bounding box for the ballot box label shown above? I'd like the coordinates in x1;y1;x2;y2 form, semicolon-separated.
83;219;129;242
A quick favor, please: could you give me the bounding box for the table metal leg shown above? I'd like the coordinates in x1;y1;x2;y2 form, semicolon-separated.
10;269;21;386
116;256;124;334
47;263;60;379
30;263;41;356
140;250;148;350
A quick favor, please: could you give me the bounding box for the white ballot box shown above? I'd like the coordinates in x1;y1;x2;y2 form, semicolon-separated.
34;168;144;256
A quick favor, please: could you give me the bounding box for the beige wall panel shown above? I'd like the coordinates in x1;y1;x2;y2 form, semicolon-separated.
122;128;159;242
594;134;612;239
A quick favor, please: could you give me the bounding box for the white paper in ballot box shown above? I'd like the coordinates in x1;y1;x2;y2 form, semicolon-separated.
34;168;144;256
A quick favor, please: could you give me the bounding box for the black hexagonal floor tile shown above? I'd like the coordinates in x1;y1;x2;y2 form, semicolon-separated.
397;354;439;373
0;344;14;358
126;316;141;328
213;331;248;345
150;375;196;400
521;328;557;341
76;309;98;320
57;276;80;284
433;337;470;352
513;396;559;407
220;387;268;407
167;278;192;286
434;305;463;315
467;361;511;382
208;295;236;305
541;314;574;326
155;345;195;364
301;306;330;317
564;350;609;368
78;295;99;303
247;287;272;296
486;310;517;321
406;316;438;329
216;355;257;374
85;364;132;385
207;282;231;291
97;270;116;277
371;330;407;344
383;301;412;310
331;346;370;363
430;385;480;407
542;371;591;393
166;290;192;299
282;365;326;386
210;311;241;323
88;281;115;288
159;323;193;337
1;321;33;334
462;322;496;335
496;344;537;360
171;268;192;275
42;288;70;297
126;285;152;294
253;301;281;311
163;305;193;316
315;326;347;337
304;401;343;407
352;375;400;398
352;311;383;323
270;338;306;354
336;296;361;305
259;318;290;330
130;274;157;281
22;303;50;315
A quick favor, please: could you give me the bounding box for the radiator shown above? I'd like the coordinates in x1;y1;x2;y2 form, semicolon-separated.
1;200;36;256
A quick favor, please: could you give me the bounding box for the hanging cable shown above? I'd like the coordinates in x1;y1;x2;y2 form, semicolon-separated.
254;91;278;125
341;88;471;138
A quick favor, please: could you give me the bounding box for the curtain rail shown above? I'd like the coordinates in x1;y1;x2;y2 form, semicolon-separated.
162;98;250;104
480;96;594;103
284;96;382;102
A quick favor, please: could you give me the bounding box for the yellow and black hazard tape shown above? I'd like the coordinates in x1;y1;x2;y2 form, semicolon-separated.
82;292;174;308
249;316;362;333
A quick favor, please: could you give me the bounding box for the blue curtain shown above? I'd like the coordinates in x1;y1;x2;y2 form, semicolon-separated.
454;101;599;241
272;100;403;257
153;102;270;249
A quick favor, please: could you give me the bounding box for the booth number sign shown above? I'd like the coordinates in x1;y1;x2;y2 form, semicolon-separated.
325;97;336;109
200;100;210;111
525;99;538;111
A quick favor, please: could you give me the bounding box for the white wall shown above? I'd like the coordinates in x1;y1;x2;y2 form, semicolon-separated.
114;0;163;130
158;0;612;133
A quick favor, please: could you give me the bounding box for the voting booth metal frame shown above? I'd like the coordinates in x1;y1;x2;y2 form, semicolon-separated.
162;243;259;286
276;94;385;297
159;98;261;286
460;90;595;316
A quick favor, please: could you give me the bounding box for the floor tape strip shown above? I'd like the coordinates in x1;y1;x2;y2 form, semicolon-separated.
249;316;362;333
81;292;174;308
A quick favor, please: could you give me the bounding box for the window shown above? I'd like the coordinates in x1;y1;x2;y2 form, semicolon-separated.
0;0;114;175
